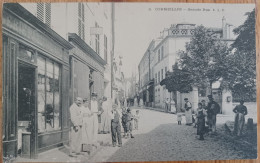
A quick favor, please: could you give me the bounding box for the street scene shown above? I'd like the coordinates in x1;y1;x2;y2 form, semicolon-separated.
2;2;257;163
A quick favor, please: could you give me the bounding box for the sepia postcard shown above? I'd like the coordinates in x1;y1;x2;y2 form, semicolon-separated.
1;2;257;162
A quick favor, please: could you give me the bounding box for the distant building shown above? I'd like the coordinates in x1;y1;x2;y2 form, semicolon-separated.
138;18;235;112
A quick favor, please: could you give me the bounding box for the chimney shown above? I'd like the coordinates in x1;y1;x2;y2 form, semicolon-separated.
222;16;227;39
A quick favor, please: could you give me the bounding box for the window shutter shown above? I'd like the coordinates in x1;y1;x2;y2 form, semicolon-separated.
82;3;84;22
37;3;44;22
78;3;81;18
45;3;51;27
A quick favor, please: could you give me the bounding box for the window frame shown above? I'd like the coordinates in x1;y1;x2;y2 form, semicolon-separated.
37;54;62;133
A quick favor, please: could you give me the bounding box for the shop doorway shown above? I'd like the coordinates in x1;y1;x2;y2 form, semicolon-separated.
17;62;37;158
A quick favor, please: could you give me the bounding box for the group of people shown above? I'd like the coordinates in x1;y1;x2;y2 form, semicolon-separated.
164;98;176;113
177;95;248;140
69;92;140;156
69;93;106;156
110;104;140;147
177;95;220;140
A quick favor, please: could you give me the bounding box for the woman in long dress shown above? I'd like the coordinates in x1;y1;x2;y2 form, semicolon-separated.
184;98;193;125
100;97;111;134
90;93;100;147
81;98;94;146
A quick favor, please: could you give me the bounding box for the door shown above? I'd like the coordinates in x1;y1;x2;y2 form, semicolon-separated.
18;62;37;158
212;89;222;114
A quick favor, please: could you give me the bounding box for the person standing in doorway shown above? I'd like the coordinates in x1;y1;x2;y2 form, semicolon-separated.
110;104;122;147
69;97;83;156
90;92;100;147
184;98;193;125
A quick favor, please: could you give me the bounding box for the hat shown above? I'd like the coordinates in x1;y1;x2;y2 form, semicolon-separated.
207;95;213;99
91;92;98;96
184;98;188;100
127;108;131;112
83;98;89;102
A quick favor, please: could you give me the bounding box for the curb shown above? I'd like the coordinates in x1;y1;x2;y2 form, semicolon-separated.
141;106;176;114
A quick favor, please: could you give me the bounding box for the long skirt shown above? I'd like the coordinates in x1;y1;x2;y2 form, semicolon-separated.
234;113;245;136
82;116;94;145
92;114;99;145
70;126;82;153
100;112;111;133
197;118;205;135
185;109;193;124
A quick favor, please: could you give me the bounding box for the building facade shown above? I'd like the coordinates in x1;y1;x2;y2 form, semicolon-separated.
138;18;235;113
112;57;125;104
2;4;73;158
2;2;114;159
20;2;114;101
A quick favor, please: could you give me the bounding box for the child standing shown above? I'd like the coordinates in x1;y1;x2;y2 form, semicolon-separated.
197;103;207;140
110;104;122;147
126;108;134;138
134;110;140;130
121;107;128;137
177;112;182;125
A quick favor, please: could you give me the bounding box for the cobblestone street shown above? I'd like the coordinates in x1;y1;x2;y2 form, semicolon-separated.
90;107;256;162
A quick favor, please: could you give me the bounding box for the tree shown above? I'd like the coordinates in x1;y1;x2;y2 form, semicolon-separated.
178;25;230;94
160;63;193;112
160;63;193;94
221;9;256;101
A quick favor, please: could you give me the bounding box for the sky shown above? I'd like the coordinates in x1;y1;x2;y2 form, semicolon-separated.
114;3;255;78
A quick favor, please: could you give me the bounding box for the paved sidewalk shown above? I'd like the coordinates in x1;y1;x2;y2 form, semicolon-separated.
14;133;112;162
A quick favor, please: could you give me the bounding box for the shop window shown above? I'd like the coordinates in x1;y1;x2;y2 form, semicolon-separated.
37;55;61;133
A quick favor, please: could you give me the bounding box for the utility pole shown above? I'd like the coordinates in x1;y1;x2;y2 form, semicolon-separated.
111;2;115;99
148;50;151;81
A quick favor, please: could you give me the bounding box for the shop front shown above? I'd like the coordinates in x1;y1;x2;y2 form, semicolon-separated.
2;4;73;158
68;33;105;103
